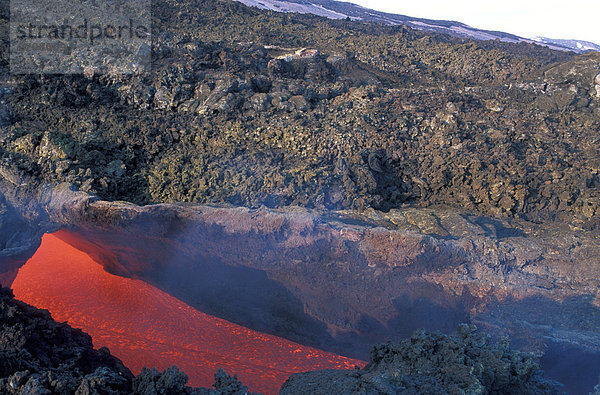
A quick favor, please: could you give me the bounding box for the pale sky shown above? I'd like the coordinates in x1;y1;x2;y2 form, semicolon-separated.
350;0;600;44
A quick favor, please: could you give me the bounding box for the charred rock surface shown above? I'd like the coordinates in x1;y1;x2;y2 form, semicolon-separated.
281;324;562;394
132;367;252;395
0;0;599;228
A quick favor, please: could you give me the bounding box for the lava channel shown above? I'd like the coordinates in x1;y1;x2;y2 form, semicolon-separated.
11;232;365;394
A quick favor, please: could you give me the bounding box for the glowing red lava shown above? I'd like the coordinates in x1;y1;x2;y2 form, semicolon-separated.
11;233;365;394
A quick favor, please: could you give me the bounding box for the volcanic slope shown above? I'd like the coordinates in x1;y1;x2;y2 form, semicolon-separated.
2;0;600;228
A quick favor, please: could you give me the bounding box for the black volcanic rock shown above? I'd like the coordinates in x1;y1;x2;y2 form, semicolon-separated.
4;0;599;227
281;324;562;394
0;285;253;395
0;286;134;394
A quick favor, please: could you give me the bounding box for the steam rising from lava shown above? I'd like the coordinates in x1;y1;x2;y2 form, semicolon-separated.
11;233;364;394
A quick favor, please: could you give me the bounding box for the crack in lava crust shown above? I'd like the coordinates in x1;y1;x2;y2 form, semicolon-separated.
10;233;365;394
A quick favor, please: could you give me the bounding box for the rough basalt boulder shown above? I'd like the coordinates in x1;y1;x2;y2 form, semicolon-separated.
281;324;562;394
132;366;252;395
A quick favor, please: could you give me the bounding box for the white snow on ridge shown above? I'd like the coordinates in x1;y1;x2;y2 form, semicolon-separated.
233;0;599;53
235;0;522;45
406;20;439;29
235;0;349;19
450;26;520;43
408;22;518;43
531;36;600;52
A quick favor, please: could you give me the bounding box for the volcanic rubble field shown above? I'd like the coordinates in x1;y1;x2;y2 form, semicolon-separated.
0;0;600;392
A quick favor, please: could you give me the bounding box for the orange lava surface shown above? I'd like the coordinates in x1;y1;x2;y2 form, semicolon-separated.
11;233;365;394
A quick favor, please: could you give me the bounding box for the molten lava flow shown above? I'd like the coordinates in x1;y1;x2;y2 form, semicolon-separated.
11;233;365;394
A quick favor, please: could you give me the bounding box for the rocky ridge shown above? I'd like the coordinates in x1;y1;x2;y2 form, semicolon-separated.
1;0;600;228
281;324;561;394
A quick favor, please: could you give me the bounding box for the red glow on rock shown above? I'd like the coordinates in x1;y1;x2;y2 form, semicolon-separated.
11;233;365;394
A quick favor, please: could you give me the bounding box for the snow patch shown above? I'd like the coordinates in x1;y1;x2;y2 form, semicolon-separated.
531;36;600;53
235;0;349;19
233;0;599;53
409;22;519;43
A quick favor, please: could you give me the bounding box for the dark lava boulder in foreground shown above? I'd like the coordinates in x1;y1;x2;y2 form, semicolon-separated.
281;324;562;394
0;286;133;393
